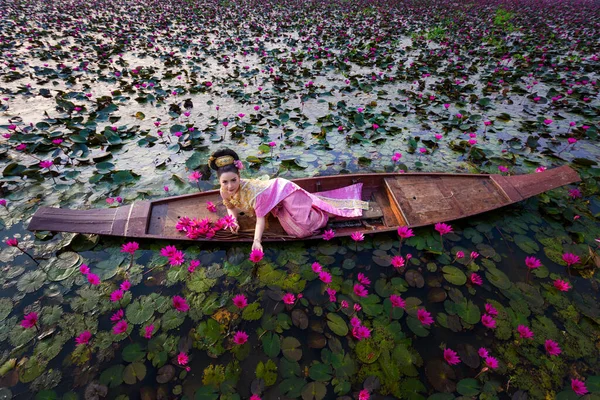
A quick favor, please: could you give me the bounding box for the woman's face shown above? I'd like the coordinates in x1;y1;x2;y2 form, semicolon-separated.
219;171;240;195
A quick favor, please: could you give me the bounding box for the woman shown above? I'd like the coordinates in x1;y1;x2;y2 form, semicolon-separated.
209;148;369;251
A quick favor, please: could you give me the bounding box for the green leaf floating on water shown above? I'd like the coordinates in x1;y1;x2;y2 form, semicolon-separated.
194;386;219;400
123;362;146;385
126;297;156;325
485;267;512;290
122;343;146;363
301;382;327;400
281;336;302;361
242;302;264;321
99;364;124;388
326;313;348;336
308;363;332;381
279;377;306;398
407;315;430;337
456;299;481;325
161;309;185;331
261;332;281;358
514;234;540;254
0;298;13;321
17;270;47;293
456;378;481;396
442;266;467;285
43;252;81;281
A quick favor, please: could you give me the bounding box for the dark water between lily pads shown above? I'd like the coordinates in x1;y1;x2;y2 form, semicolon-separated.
1;0;600;399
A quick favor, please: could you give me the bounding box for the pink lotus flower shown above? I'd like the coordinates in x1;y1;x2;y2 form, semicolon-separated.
177;352;189;365
397;226;414;239
326;288;337;302
160;245;177;258
233;331;248;345
485;356;499;369
571;379;588;396
341;300;349;309
455;251;464;259
391;255;405;269
111;309;124;323
120;280;131;291
110;290;124;302
350;317;362;328
5;238;18;247
79;264;90;275
222;121;229;127
517;325;534;339
106;198;115;205
434;222;453;235
322;229;335;240
544;339;561;356
498;166;509;173
121;242;139;254
357;273;370;286
481;314;496;328
478;347;489;358
351;232;364;242
144;324;154;339
567;138;577;144
485;303;498;316
417;309;434;326
206;201;217;212
358;389;370;400
353;284;368;298
268;141;276;147
282;293;296;305
173;296;189;312
484;121;492;126
468;139;477;146
0;199;6;207
250;395;261;400
188;171;202;182
535;166;546;173
233;160;244;170
554;279;571;292
419;148;427;154
188;260;200;273
353;304;361;312
39;160;53;169
233;294;248;309
443;104;450;109
568;189;582;199
113;320;128;335
391;152;402;162
249;249;264;263
169;251;185;266
318;271;332;284
21;312;38;329
352;325;371;340
543;119;553;125
311;262;322;274
470;273;483;286
562;253;580;267
87;273;101;286
372;123;379;130
525;256;541;269
390;294;405;309
444;348;461;365
76;331;92;346
470;251;479;260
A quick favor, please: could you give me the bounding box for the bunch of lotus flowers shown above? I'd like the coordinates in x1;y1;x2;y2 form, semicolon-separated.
175;215;237;239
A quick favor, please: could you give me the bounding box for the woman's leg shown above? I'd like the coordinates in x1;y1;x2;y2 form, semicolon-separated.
273;191;328;238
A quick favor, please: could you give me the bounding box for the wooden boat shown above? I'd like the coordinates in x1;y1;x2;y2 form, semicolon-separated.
27;166;580;242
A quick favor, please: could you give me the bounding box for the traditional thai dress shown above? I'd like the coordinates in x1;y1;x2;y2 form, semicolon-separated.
222;177;369;238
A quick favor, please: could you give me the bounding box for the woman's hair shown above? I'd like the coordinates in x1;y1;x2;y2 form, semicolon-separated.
208;148;240;177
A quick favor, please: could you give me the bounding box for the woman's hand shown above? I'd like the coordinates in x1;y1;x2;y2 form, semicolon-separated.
252;239;263;252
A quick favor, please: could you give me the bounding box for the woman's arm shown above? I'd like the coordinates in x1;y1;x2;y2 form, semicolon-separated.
252;216;265;251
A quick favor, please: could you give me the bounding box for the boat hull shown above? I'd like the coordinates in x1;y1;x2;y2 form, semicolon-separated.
27;166;580;242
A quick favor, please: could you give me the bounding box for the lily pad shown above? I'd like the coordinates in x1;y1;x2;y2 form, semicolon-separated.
485;267;512;290
261;332;281;358
122;344;146;363
326;313;348;336
126;297;156;325
405;270;425;288
301;382;327;400
457;378;481;396
17;270;47;293
442;266;467;285
44;252;81;281
0;298;13;321
514;234;540;254
123;362;146;385
99;364;124;388
425;360;456;393
282;337;302;361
